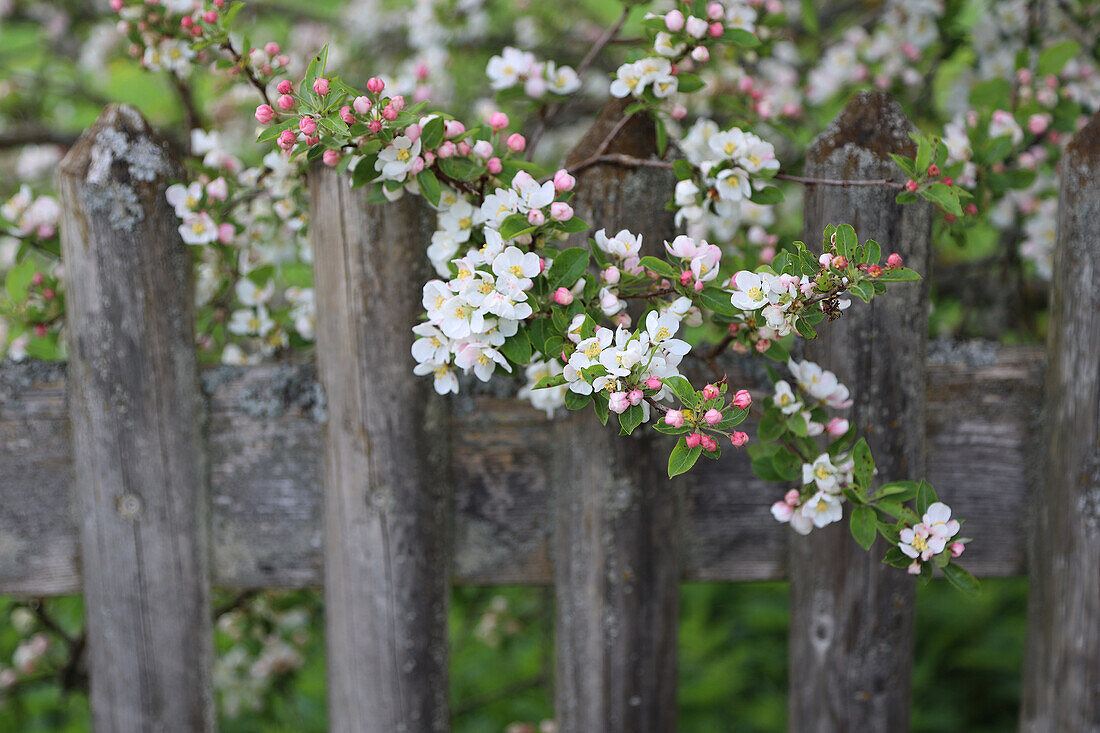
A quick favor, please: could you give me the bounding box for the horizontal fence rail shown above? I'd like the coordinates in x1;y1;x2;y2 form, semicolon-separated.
0;344;1041;595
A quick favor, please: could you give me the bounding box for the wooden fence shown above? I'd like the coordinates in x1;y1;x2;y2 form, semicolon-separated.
0;91;1096;732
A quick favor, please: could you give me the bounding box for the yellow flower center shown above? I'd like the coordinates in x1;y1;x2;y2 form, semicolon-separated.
814;465;830;480
584;343;600;359
747;286;763;300
396;148;411;162
911;535;928;553
509;265;524;277
655;327;671;341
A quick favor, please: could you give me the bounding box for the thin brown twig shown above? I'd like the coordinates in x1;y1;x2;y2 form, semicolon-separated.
222;38;272;107
774;172;904;189
620;287;675;300
525;7;630;159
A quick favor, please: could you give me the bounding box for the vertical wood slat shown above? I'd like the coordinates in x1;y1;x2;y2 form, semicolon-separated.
57;105;215;731
553;100;682;733
1020;112;1100;732
309;168;451;732
789;92;933;732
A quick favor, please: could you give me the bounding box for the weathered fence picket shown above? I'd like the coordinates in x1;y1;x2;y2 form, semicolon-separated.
309;169;451;732
1021;111;1100;732
56;105;215;732
790;91;932;732
0;96;1096;732
553;100;681;733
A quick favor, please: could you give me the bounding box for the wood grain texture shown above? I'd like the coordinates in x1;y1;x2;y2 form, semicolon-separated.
56;105;214;732
788;91;932;733
0;345;1041;593
553;99;682;733
309;169;451;733
1020;113;1100;733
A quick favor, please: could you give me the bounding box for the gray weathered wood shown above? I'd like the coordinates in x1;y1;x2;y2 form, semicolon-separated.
789;91;932;733
552;100;681;733
0;344;1042;593
309;169;450;733
56;105;214;732
1020;112;1100;733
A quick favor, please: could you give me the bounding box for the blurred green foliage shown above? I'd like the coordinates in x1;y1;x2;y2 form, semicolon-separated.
0;578;1027;731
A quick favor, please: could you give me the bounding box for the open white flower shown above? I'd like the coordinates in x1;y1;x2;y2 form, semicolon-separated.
595;229;643;259
730;270;769;310
800;491;843;528
376;135;422;182
802;453;841;493
922;502;961;541
773;380;803;415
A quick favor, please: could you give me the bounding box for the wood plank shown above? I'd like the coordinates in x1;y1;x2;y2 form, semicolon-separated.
309;169;450;732
552;99;682;733
788;91;931;733
56;105;214;732
0;344;1042;593
1020;112;1100;733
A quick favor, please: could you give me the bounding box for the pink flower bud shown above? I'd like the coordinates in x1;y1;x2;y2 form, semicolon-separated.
277;94;295;111
323;149;340;166
299;116;317;135
685;15;708;37
437;140;456;158
203;10;218;23
353;96;372;114
415;61;430;81
771;501;793;522
552;287;573;305
1027;113;1050;135
368;120;383;133
950;542;965;558
527;208;545;226
31;271;44;286
277;129;297;150
609;391;631;414
704;408;722;425
699;383;718;401
340;106;355;125
886;253;903;269
603;266;620;284
472;140;493;159
553;169;576;192
206;177;228;201
456;141;471;156
708;22;723;37
506;133;526;152
42;288;55;300
381;105;398;121
489;112;510;131
867;265;883;277
217;222;235;243
928;164;940;177
33;323;47;338
487;157;503;174
444;120;466;138
190;25;203;37
679;270;693;286
701;435;718;452
614;312;632;328
670;103;687;120
313;77;329;96
366;77;385;93
391;95;406;112
646;377;662;390
305;135;320;146
755;338;771;354
277;54;290;66
907;562;922;575
550;202;573;221
691;46;710;63
825;417;849;436
665;9;685;31
276;80;293;95
264;42;280;56
832;255;848;269
965;203;978;216
665;410;685;428
255;104;275;124
409;156;425;174
733;389;751;409
628;389;644;406
110;0;123;11
784;489;800;506
685;432;703;448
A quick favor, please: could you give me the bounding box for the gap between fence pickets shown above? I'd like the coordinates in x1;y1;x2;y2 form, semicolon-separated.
0;344;1042;595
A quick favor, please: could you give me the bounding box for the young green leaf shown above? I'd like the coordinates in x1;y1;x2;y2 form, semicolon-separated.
850;505;877;550
668;438;703;478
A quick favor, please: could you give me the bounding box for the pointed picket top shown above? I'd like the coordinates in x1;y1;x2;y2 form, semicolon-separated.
808;90;917;166
565;97;661;166
58;104;181;232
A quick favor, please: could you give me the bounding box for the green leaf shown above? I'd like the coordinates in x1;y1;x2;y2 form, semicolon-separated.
546;248;589;290
639;256;676;278
875;499;920;525
5;258;35;301
873;481;920;502
882;547;913;569
800;0;818;32
794;317;817;340
256;118;297;143
889;154;915;178
676;74;705;94
499;328;532;365
668;438;703;478
750;456;783;482
749;186;784;205
850;506;877;550
619;403;645;435
915;480;938;516
895;191;918;205
724;28;760;47
942;563;980;594
421;117;445;149
533;373;567;389
499;213;533;240
852;438;873;490
969;78;1012;109
655;116;668;156
785;414;808;437
555;216;589;233
697;287;738;318
772;449;802;481
1037;40;1081;76
836;224;857;258
984;135;1014;165
417;170;441;207
849;281;875;303
758;412;785;442
914;134;932;174
875;267;922;282
592;393;609;425
673;159;695;181
762;340;789;363
564;390;591;410
663;375;698;408
864;239;881;266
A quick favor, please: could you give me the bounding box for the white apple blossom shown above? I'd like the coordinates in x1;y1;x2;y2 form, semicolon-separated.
375;135;422;182
800;491;843;528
